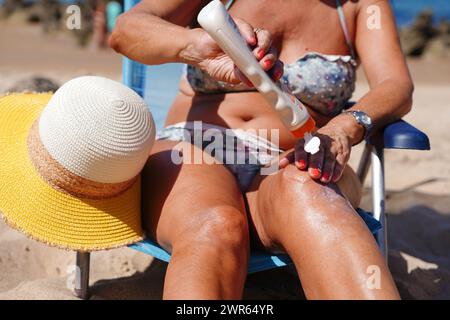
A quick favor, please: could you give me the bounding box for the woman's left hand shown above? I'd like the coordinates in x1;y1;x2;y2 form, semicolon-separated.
279;123;352;184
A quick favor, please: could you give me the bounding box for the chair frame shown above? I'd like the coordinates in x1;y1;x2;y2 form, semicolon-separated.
358;143;387;260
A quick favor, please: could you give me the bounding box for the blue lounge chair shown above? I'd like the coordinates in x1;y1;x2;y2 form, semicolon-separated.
73;0;430;299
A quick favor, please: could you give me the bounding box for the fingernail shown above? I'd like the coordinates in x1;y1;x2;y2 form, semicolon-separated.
275;70;283;80
258;49;265;59
297;159;306;169
321;172;331;182
264;60;272;69
309;168;321;178
250;36;257;44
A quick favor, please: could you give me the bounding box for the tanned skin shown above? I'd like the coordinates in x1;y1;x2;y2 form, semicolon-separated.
111;0;411;299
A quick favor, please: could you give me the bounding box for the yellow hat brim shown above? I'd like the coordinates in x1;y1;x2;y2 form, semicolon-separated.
0;93;143;251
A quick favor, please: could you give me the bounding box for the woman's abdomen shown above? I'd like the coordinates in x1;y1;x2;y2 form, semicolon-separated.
167;91;298;149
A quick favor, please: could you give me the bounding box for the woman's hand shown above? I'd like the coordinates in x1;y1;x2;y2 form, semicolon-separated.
279;122;353;184
184;18;283;85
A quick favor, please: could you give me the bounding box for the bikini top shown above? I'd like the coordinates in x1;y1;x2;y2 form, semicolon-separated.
185;0;357;116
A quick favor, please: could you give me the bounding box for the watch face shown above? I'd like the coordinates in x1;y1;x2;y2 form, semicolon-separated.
358;112;372;126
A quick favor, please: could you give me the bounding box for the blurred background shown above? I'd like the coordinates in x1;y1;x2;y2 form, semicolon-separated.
0;0;449;300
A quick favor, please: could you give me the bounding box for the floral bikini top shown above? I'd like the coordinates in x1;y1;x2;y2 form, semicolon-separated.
186;0;357;116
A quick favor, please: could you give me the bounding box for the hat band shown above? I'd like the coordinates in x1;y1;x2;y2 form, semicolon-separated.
27;120;138;200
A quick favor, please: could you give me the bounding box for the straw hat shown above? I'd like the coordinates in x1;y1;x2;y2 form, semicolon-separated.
0;76;156;251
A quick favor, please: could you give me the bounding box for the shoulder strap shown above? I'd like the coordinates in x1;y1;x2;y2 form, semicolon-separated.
336;0;356;58
224;1;354;57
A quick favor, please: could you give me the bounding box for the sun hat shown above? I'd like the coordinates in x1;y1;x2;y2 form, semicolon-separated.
0;76;156;251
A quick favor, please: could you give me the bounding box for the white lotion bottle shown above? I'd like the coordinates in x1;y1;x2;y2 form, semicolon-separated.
197;0;316;138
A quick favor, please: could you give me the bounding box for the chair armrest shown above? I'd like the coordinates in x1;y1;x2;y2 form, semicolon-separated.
345;102;430;150
371;119;430;150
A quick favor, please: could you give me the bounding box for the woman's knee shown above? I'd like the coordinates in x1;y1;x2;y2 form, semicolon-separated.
264;165;362;237
274;164;324;205
173;205;250;256
274;164;361;207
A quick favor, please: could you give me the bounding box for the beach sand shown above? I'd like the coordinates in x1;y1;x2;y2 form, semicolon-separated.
1;19;449;300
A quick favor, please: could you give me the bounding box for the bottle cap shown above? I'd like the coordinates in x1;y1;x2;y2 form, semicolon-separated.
290;116;316;138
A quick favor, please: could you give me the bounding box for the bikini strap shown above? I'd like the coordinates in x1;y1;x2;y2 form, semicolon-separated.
225;0;355;58
336;0;356;58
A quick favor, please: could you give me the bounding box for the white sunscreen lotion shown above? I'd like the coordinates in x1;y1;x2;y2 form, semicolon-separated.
304;132;321;155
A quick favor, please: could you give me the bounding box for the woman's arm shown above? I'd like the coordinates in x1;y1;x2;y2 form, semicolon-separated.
109;0;283;83
109;0;206;65
282;0;413;183
328;0;414;145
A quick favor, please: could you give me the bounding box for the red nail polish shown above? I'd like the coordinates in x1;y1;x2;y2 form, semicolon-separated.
258;49;265;59
309;168;321;178
297;160;306;169
321;172;330;182
275;70;283;80
264;60;271;69
250;36;257;44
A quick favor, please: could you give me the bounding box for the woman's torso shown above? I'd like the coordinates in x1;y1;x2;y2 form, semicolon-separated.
165;0;358;150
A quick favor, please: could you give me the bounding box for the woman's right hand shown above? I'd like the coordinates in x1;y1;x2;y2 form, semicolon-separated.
183;18;283;85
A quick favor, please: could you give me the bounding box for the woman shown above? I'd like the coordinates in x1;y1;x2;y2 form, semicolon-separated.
110;0;412;299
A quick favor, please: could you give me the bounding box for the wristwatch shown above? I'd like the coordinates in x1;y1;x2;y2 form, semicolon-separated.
342;110;373;141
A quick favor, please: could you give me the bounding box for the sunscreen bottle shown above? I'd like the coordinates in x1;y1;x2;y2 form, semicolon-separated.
197;0;316;138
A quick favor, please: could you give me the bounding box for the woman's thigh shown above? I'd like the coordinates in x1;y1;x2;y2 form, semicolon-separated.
141;140;247;251
245;164;363;251
245;164;399;299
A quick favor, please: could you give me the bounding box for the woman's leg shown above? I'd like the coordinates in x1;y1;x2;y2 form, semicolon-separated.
246;164;400;299
141;140;249;299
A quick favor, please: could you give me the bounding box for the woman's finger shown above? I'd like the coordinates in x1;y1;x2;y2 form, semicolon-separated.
332;162;344;182
237;47;282;85
259;46;278;71
279;150;294;168
321;152;335;183
294;139;308;170
331;137;351;182
332;152;348;182
269;60;284;81
308;142;325;179
234;18;257;46
253;28;272;59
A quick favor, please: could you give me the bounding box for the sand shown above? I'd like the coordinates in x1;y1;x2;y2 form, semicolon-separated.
1;18;450;300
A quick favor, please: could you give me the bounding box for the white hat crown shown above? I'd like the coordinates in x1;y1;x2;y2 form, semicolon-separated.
38;76;155;184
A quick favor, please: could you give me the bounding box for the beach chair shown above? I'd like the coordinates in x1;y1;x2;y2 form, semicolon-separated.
73;0;430;299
